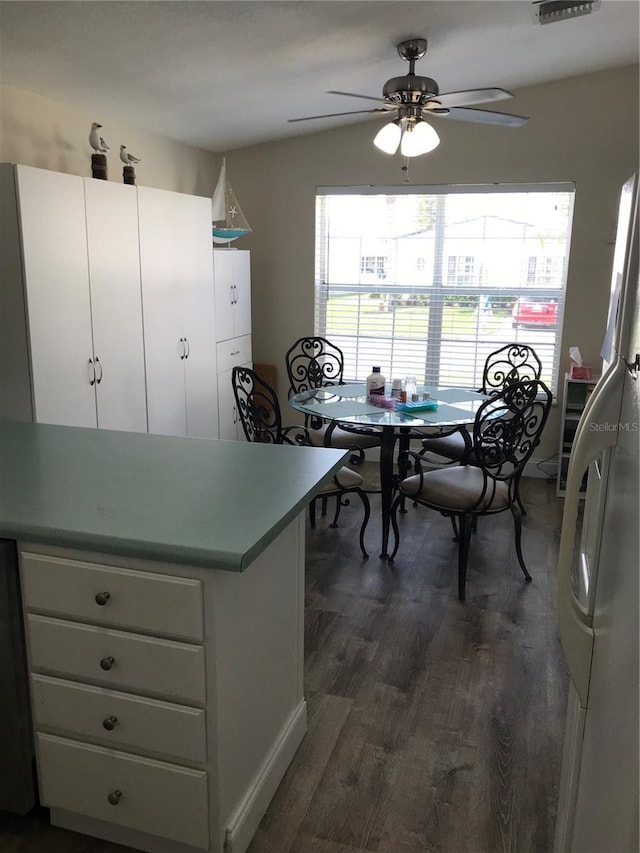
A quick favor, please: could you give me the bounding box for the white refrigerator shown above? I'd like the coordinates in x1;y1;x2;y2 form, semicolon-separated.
554;172;639;852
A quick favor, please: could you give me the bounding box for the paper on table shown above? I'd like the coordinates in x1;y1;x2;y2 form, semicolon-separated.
415;401;479;424
298;400;382;417
329;383;367;398
423;387;488;404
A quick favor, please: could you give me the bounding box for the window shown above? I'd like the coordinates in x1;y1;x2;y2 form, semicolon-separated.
315;184;575;393
447;255;477;286
360;255;387;279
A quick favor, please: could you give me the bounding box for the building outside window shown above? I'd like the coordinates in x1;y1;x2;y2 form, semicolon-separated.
315;184;575;394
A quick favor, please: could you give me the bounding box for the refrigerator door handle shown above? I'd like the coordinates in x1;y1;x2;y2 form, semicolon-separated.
557;356;626;707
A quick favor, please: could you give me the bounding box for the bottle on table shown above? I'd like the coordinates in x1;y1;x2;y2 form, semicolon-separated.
366;366;386;397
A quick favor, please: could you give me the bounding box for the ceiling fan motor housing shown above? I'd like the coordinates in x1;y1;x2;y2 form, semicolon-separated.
382;74;440;105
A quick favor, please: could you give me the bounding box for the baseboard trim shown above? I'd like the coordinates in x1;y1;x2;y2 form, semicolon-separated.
224;698;307;853
51;808;204;853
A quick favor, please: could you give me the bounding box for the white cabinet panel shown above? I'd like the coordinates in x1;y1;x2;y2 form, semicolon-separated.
138;187;218;439
38;734;209;850
16;166;97;428
233;250;252;338
84;180;147;433
21;552;204;642
213;249;251;341
28;614;206;705
138;186;188;437
216;335;252;374
32;675;207;765
218;367;240;441
176;193;218;439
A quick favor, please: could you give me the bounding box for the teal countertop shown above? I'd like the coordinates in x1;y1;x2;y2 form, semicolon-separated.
0;420;346;571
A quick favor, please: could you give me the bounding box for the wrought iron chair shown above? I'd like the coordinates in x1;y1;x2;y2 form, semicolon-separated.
390;379;552;600
285;336;382;455
419;343;543;514
232;365;371;558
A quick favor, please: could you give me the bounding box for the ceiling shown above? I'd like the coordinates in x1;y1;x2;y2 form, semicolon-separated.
0;1;638;153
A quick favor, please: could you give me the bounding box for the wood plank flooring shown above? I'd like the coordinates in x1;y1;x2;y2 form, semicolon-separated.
0;478;568;853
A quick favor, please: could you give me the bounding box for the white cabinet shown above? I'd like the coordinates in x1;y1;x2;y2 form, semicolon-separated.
216;335;252;441
84;180;148;432
213;249;252;439
0;163;218;439
138;187;218;439
213;249;251;341
4;165;148;431
19;516;306;853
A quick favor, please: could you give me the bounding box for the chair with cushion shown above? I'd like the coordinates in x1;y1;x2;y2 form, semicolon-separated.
232;365;371;558
285;336;382;455
390;378;552;600
419;343;543;513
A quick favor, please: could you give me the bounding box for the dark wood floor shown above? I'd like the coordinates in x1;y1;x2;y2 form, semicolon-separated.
0;478;568;853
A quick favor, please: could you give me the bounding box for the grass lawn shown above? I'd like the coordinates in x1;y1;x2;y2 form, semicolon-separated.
325;294;508;338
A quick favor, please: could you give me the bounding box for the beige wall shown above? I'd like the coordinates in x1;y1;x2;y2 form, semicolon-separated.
0;84;220;196
227;63;639;458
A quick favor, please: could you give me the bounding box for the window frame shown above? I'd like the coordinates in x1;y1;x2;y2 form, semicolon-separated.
315;182;575;395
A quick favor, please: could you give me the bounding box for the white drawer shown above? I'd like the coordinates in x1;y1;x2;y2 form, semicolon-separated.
31;674;206;765
37;733;209;850
20;552;203;642
28;615;206;705
216;334;252;373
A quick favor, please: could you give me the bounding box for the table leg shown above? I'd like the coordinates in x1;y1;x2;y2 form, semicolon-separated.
397;429;412;514
379;427;397;559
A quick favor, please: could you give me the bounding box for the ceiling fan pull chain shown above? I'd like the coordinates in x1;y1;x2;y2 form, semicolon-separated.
402;156;410;183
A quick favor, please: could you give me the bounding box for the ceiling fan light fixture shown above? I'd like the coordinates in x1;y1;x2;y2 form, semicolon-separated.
373;120;402;154
399;118;440;158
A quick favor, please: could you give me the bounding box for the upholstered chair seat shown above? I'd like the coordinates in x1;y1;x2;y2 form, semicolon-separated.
400;466;510;513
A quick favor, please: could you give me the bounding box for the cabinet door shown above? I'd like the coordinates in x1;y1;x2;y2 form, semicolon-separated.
16;166;97;427
232;250;252;338
84;180;147;433
137;187;187;437
176;194;219;439
213;250;236;342
218;362;251;441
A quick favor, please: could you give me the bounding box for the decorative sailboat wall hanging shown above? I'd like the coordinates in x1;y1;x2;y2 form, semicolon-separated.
211;157;252;245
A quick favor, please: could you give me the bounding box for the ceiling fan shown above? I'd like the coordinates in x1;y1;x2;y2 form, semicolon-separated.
288;38;529;157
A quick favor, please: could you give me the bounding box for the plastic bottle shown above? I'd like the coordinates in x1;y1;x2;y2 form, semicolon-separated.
366;366;386;396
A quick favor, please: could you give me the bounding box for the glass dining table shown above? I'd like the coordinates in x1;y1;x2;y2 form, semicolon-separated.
289;383;490;559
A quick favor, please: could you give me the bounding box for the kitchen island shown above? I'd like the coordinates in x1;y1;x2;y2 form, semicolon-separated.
0;420;346;853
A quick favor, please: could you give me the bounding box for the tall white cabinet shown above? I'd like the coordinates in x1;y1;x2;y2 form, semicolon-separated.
0;164;220;439
213;250;252;441
138;187;218;439
1;165;147;432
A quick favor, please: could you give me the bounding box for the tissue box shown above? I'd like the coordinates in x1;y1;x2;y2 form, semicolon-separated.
570;364;592;380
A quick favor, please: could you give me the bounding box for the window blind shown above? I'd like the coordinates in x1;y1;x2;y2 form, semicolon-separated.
315;184;575;394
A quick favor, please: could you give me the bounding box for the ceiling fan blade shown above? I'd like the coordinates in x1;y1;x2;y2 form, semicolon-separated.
326;90;390;105
436;107;528;127
434;88;514;109
288;108;390;123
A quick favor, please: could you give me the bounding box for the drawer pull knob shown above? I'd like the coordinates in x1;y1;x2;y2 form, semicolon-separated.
107;790;122;806
100;656;115;671
95;591;111;606
102;715;118;731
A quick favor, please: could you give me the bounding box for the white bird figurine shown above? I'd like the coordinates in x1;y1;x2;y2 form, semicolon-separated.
120;145;141;166
89;122;109;153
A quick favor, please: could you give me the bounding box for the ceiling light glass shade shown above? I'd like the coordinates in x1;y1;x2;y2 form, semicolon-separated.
373;121;402;155
400;119;440;157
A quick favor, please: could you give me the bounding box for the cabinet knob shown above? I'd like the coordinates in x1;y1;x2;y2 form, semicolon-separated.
107;790;122;806
100;656;115;671
95;591;111;606
102;715;118;731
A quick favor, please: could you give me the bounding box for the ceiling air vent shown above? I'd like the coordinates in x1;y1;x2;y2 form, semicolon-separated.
533;0;601;24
